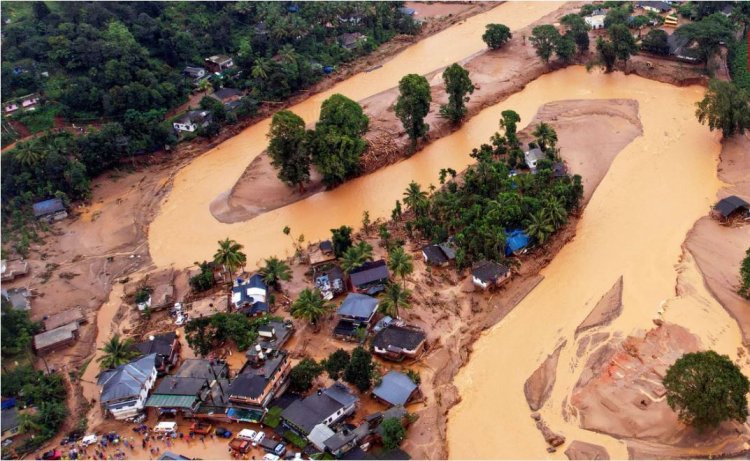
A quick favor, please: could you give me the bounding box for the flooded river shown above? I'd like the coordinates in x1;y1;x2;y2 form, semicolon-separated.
148;1;565;268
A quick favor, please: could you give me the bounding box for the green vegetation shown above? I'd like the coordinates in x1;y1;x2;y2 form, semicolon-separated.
440;63;475;125
1;298;42;358
641;29;670;56
190;260;217;292
663;350;749;430
379;283;412;319
268;110;310;189
289;357;323;393
213;237;247;279
530;25;560;64
310;93;370;187
560;14;590;55
341;240;374;274
260;256;293;291
331;225;354;257
184;313;277;355
322;348;351;380
380;417;407;450
739;247;750;300
400;111;582;268
134;286;152;304
482;23;512;50
1;365;68;454
406;369;421;385
9;104;59;134
263;406;283;428
387;246;414;286
695;79;750;138
344;346;375;391
675;13;735;70
291;288;334;326
395;73;432;153
593;23;638;73
729;35;750;91
283;429;309;449
97;334;140;370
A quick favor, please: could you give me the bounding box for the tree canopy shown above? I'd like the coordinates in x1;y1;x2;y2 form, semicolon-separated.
739;247;750;300
268;110;311;190
530;25;560;64
675;13;736;68
344;346;375;391
289;358;323;393
482;24;512;49
395;73;432;152
695;79;750;138
381;417;407;450
663;350;749;430
440;63;475;124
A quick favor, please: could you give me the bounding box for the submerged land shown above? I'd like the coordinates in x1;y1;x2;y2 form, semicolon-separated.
1;1;749;460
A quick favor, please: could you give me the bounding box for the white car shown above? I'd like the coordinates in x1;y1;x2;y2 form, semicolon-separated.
81;435;98;447
262;454;279;461
237;429;256;441
175;314;186;326
252;431;265;446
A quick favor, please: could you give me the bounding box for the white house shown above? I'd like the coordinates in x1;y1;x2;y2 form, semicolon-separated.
231;274;269;315
524;147;546;172
584;14;606;29
98;354;158;420
472;261;511;290
172;110;212;133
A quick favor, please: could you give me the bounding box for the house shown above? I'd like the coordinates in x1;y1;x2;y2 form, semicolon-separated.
712;195;750;222
210;88;243;106
314;264;346;300
32;198;67;222
719;4;733;17
471;261;511;290
134;332;181;375
667;33;700;62
1;287;30;311
421;243;456;266
145;375;213;417
334;293;379;341
1;259;29;282
226;351;291;423
174;359;231;420
246;320;294;364
310;242;337;268
33;322;80;354
204;55;234;74
98;354;158;420
551;162;568;178
349;260;390;294
505;229;530;256
339;32;366;50
172;110;212;133
174;358;229;381
1;407;19;441
231;274;269;316
523;148;545;172
584;14;606;30
323;423;370;457
308;424;336;452
372;325;426;362
372;371;419;407
183;66;207;84
320;240;334;255
637;1;672;13
44;307;85;331
4;94;40;113
281;383;358;436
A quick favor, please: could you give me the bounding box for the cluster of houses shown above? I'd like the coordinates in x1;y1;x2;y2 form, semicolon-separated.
3;93;41;114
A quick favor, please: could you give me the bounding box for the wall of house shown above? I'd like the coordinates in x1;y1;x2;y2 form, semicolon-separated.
173;122;197;132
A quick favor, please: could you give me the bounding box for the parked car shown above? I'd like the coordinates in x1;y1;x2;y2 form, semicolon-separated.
215;427;232;438
81;435;98;447
236;429;257;441
259;438;286;457
252;431;265;446
229;438;252;454
42;450;62;460
175;313;186;326
190;422;213;435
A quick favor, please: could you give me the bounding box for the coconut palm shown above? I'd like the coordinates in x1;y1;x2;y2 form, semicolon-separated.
291;288;333;327
198;78;213;96
387;246;413;287
544;197;568;229
251;57;272;81
403;181;428;212
340;241;373;274
532;122;557;152
379;283;412;319
14;144;42;166
97;334;140;370
525;210;555;244
278;44;299;66
260;256;292;291
213;238;247;281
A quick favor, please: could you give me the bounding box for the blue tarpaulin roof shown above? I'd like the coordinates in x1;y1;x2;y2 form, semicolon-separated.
505;229;530;256
32;198;65;218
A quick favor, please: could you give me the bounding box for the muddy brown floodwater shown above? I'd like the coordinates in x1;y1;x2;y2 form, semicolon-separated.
148;1;565;269
447;70;748;458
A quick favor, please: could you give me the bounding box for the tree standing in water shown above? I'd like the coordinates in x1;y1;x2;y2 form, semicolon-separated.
395;74;432;152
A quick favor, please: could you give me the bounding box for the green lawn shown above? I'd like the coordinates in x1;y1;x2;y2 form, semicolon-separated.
282;430;308;449
263;406;283;428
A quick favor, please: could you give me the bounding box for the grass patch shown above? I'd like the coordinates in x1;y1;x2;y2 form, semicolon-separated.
282;430;308;449
263;406;283;428
11;104;59;134
729;35;750;91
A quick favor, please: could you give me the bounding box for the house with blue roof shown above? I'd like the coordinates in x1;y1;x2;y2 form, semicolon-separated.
232;274;269;316
32;198;67;222
505;229;530;256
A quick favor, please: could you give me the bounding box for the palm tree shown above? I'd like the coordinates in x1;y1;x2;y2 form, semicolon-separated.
291;288;333;327
279;44;299;66
340;241;373;274
260;256;292;291
403;181;428;212
198;78;213;96
214;238;247;281
14;144;42;166
544;197;568;230
97;334;140;370
387;246;413;287
379;283;412;319
251;58;272;81
525;210;555;244
532;122;557;152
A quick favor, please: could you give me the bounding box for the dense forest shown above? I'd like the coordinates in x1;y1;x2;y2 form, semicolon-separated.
1;2;418;236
